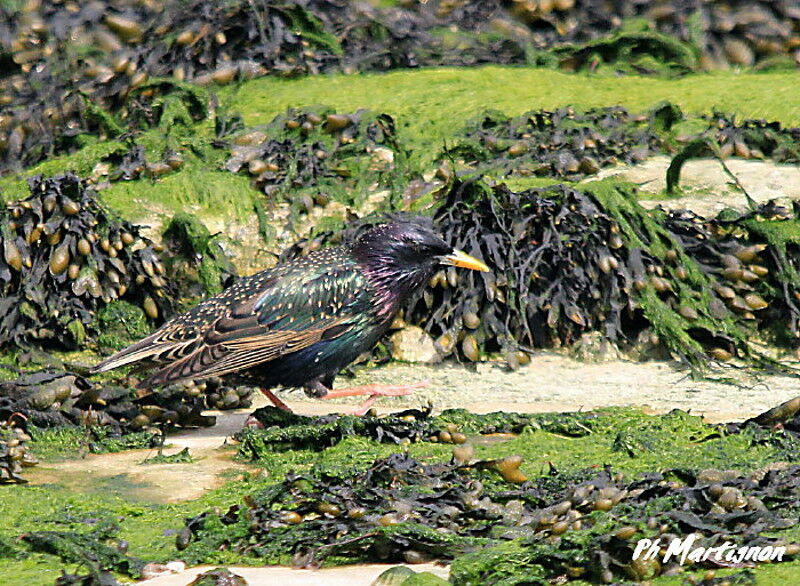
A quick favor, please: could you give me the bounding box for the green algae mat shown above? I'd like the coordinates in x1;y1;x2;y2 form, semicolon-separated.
2;68;800;209
4;405;800;584
2;2;800;584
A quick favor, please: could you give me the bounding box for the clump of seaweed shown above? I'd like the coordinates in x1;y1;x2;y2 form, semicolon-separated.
664;201;800;351
406;178;749;368
0;415;36;484
699;113;800;164
189;568;248;586
179;449;800;581
222;107;403;215
0;370;254;449
23;525;145;585
444;104;800;182
238;406;594;458
443;106;662;180
162;212;237;299
0;172;171;349
0;0;525;171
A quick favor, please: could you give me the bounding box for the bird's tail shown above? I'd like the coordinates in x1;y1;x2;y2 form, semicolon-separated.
90;332;169;375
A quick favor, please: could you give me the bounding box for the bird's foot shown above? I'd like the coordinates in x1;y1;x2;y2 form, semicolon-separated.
322;381;429;416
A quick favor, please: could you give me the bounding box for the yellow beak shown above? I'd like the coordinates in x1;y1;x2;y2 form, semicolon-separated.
440;249;490;272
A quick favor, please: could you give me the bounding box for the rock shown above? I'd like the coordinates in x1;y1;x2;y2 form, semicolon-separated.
189;567;248;586
389;326;440;363
141;561;185;580
371;146;395;166
372;566;415;586
402;571;452;585
570;332;620;363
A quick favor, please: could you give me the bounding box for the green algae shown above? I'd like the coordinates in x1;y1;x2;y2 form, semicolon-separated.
400;572;449;586
223;68;800;169
555;26;698;76
580;178;756;369
280;408;781;491
28;426;159;461
101;166;259;222
23;528;145;580
0;406;798;584
92;301;151;352
163;212;236;296
0;484;153;586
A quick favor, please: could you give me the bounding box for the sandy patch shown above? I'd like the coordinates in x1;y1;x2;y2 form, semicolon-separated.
588;155;800;217
139;563;448;586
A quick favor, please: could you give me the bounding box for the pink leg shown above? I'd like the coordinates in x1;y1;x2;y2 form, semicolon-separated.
260;388;292;412
321;380;429;400
246;388;293;428
322;381;429;416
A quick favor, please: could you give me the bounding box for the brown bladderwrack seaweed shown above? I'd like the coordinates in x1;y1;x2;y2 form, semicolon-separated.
444;105;800;182
0;172;171;349
665;201;800;351
2;1;799;171
0;370;254;452
443;106;663;180
405;179;738;368
0;415;36;484
178;449;800;581
222;107;403;214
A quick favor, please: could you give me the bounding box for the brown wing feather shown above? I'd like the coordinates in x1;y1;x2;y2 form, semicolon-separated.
91;275;277;375
139;317;351;387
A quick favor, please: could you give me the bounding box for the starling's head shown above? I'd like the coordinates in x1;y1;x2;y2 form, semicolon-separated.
353;220;489;310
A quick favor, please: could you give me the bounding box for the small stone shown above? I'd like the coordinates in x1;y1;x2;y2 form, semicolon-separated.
188;567;248;586
371;147;395;166
141;561;185;580
389;326;441;363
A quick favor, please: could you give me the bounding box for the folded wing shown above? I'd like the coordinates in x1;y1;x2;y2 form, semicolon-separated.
91;257;365;388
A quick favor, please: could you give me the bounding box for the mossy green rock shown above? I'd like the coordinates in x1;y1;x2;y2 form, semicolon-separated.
93;301;151;351
163;212;236;297
372;566;415;585
449;539;549;586
402;572;449;586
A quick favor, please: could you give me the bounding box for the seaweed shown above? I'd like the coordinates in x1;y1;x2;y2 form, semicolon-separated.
445;104;800;184
162;212;237;298
0;172;172;349
180;450;800;581
221;107;405;216
23;529;144;584
0;369;253;450
445;106;660;180
237;406;606;458
0;417;35;484
2;0;798;171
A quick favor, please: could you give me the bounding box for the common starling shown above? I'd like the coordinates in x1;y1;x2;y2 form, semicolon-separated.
91;220;489;412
